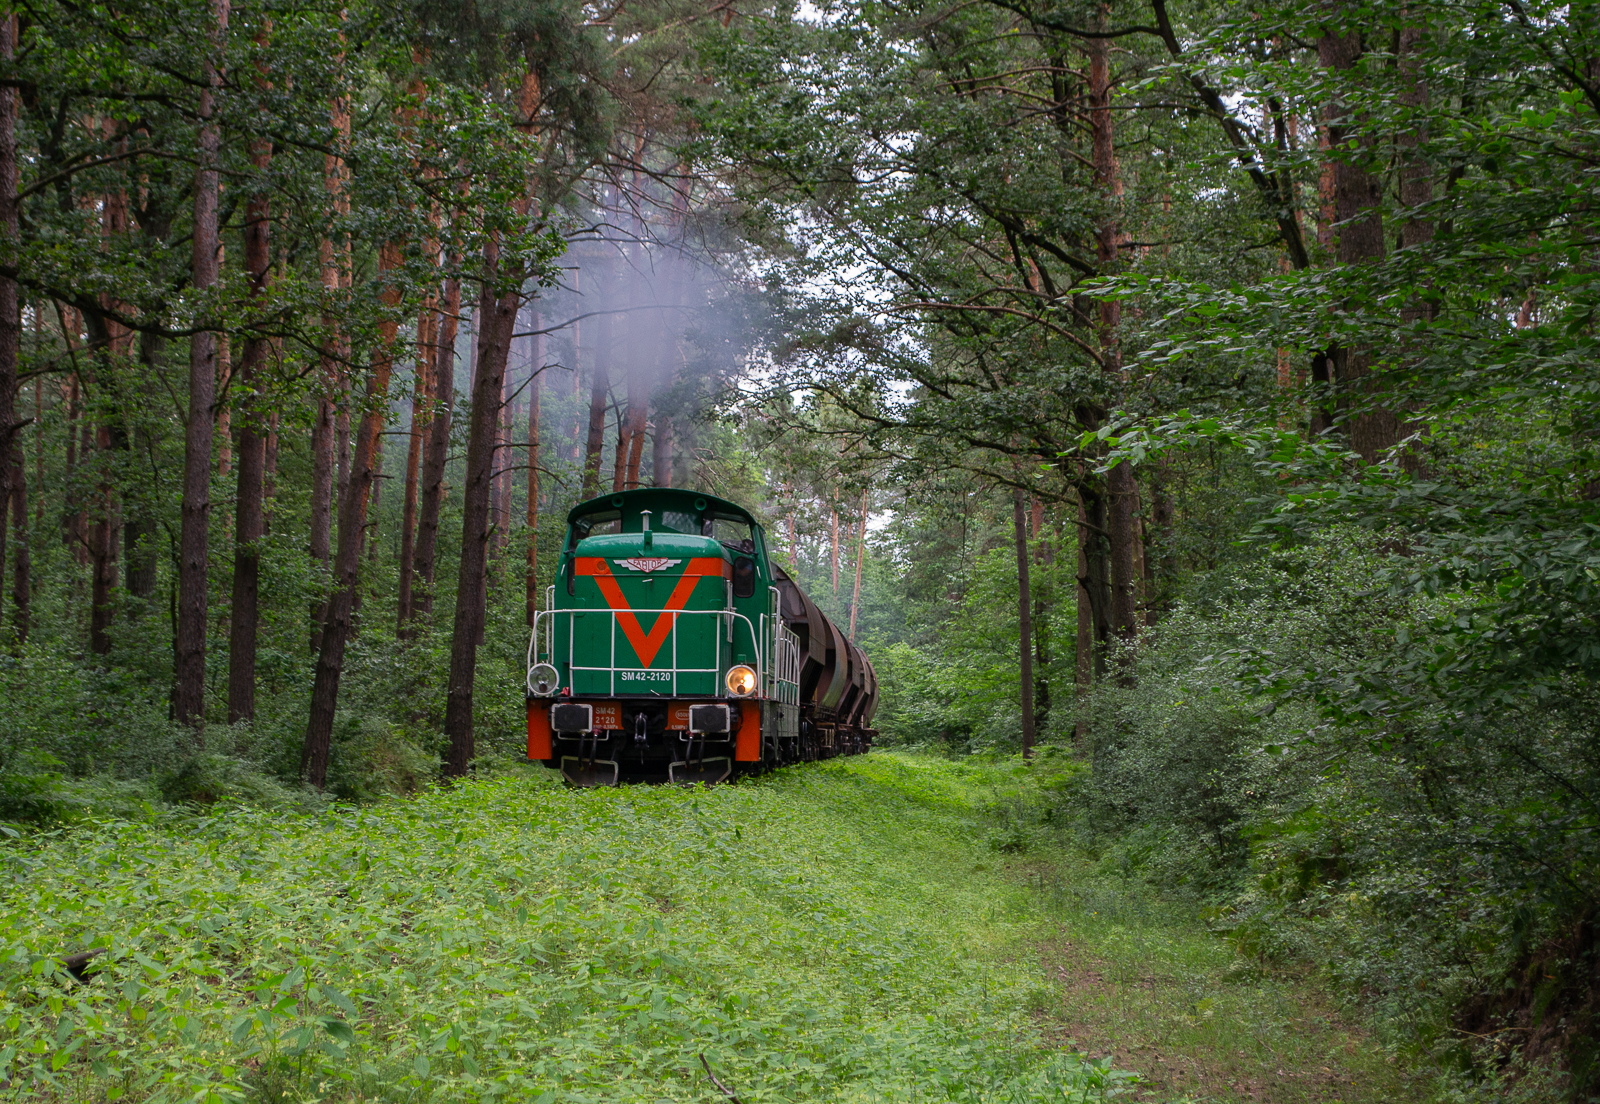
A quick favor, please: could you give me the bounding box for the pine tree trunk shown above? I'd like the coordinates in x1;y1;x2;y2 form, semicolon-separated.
62;364;80;556
228;115;272;724
398;302;433;633
498;345;516;557
1089;19;1139;673
652;415;672;488
6;452;24;642
1318;19;1392;463
91;136;135;655
623;355;646;489
581;319;610;499
174;0;230;727
526;308;542;628
89;419;115;655
1031;498;1050;738
413;275;460;620
569;274;582;463
1074;477;1112;743
124;331;161;605
444;243;518;778
830;506;839;594
311;84;350;653
302;243;403;787
309;392;334;651
849;489;867;637
263;406;279;528
0;13;18;639
1012;490;1035;760
215;331;231;484
366;431;383;563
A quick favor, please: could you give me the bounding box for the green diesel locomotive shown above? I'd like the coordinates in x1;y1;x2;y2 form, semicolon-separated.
525;488;878;785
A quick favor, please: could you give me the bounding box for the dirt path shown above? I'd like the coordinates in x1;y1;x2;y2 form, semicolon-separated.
1010;871;1427;1104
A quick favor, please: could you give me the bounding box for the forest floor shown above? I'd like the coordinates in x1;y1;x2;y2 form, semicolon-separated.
0;752;1431;1103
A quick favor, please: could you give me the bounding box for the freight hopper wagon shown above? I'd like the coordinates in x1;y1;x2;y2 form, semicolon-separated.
526;489;878;785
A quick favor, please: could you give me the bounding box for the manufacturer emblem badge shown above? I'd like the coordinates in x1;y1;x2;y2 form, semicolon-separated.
614;557;681;573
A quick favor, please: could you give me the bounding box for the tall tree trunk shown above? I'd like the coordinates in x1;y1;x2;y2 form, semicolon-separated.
830;505;839;594
611;405;628;492
74;394;91;566
569;272;582;464
526;307;542;628
124;331;162;604
398;302;433;633
91;131;135;656
849;488;867;637
32;352;41;532
263;406;279;529
489;348;508;560
61;359;81;556
444;243;519;778
1031;498;1050;738
215;331;231;484
228;100;272;723
336;398;351;520
311;82;350;653
0;13;18;640
1013;489;1035;760
6;452;24;642
309;392;335;650
1318;19;1392;463
301;243;403;787
88;418;116;655
1146;460;1175;624
1074;477;1112;743
581;319;610;498
413;275;459;620
366;431;383;563
652;414;673;488
174;0;230;727
1090;20;1139;671
623;354;646;489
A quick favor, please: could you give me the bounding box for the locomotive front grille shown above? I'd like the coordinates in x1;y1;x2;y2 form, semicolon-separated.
551;702;593;733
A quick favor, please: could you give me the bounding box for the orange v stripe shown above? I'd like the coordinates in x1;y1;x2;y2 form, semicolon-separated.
589;565;705;668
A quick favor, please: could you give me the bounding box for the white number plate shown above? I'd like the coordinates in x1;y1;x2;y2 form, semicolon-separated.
619;670;671;683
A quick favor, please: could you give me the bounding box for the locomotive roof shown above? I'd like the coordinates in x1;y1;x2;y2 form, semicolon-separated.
563;487;759;528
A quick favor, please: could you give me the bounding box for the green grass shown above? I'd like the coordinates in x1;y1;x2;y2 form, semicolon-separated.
1;755;1134;1103
0;753;1432;1104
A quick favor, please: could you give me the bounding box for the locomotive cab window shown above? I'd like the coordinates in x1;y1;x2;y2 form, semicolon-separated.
573;510;621;538
732;556;756;598
706;515;753;552
658;509;699;535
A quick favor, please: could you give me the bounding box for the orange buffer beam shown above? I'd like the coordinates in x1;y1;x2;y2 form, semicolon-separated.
735;701;761;761
527;700;552;760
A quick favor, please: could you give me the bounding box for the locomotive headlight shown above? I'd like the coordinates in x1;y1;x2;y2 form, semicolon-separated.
528;663;561;697
725;664;757;698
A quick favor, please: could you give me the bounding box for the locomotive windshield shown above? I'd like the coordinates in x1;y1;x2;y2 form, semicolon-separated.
706;515;753;550
572;510;621;538
658;509;699;535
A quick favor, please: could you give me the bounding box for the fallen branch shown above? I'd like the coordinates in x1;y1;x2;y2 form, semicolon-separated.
58;947;106;982
699;1053;744;1104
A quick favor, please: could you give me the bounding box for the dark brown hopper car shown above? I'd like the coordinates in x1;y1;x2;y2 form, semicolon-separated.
771;564;878;760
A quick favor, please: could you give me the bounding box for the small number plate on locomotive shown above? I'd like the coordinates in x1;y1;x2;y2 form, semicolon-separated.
618;670;671;682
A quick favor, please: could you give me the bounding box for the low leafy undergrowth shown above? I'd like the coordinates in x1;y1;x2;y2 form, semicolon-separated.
0;754;1135;1103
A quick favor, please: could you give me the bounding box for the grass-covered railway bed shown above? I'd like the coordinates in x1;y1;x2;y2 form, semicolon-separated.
2;757;1128;1103
2;754;1425;1104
